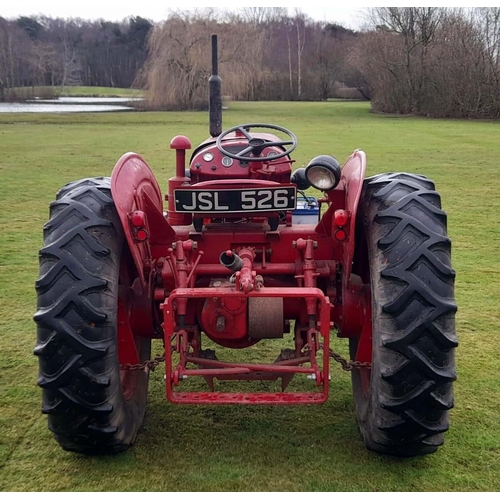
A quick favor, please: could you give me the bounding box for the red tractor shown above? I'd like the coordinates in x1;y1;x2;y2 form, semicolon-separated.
34;36;457;457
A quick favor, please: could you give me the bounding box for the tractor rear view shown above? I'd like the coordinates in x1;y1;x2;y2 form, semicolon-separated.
34;36;457;457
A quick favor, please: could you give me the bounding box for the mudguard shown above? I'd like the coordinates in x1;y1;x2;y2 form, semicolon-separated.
341;150;366;285
111;152;175;288
332;150;368;337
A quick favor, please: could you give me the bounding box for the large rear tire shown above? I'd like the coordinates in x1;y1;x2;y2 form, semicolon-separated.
34;177;150;455
351;173;458;456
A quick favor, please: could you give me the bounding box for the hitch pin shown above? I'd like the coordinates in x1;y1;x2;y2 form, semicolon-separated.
307;374;331;381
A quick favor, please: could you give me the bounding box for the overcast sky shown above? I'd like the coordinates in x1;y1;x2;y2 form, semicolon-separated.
1;2;368;29
2;3;494;30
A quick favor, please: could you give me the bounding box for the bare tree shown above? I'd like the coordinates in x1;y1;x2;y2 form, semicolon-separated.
0;18;35;100
140;10;266;109
367;7;445;112
286;19;294;97
294;11;307;99
310;26;345;100
239;7;287;26
354;7;500;117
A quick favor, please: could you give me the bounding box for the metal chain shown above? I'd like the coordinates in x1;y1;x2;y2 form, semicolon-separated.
119;347;371;373
119;354;166;373
327;348;372;371
313;343;371;371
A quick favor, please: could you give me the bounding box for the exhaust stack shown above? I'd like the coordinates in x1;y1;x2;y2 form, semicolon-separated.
209;34;222;138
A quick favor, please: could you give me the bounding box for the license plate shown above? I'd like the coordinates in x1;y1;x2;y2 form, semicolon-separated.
174;186;296;213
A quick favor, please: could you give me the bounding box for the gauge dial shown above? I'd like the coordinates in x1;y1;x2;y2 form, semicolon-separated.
222;156;233;167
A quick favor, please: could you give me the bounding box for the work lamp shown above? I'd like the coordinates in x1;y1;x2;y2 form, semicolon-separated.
290;167;310;190
305;155;341;191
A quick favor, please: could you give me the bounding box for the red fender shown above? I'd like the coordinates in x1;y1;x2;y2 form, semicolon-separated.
111;152;175;288
341;150;366;285
339;150;368;337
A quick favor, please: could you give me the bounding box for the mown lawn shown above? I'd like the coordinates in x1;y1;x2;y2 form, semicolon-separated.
9;86;142;99
0;101;499;491
59;86;143;97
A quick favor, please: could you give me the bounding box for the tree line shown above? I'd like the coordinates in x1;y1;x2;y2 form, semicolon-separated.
138;8;361;110
354;7;500;118
0;8;362;104
2;8;500;118
0;15;152;99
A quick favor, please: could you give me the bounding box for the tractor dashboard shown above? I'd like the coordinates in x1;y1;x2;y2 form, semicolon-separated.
189;136;292;183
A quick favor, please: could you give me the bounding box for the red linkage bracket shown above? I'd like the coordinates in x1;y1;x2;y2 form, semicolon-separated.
163;287;331;405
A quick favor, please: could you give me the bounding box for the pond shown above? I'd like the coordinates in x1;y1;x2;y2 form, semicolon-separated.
0;97;140;113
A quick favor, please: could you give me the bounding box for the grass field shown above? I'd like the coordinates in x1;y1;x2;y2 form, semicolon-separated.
8;86;142;99
58;86;143;97
0;101;499;491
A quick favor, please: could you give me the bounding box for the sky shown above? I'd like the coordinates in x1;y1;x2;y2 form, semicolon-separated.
1;2;368;29
2;3;496;30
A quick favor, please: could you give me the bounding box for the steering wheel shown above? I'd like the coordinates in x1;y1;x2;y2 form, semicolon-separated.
216;123;297;162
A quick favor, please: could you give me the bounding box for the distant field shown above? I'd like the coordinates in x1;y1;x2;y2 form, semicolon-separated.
0;101;499;491
7;86;143;99
59;86;143;97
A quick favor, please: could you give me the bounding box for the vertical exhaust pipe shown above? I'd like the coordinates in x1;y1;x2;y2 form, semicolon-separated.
209;34;222;138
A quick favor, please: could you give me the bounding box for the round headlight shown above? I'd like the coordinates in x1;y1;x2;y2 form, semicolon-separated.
304;155;341;192
306;165;337;191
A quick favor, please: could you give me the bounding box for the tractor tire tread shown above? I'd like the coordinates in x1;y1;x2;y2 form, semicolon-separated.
34;177;146;455
354;172;457;457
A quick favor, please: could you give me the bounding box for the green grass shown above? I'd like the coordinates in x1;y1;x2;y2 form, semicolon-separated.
0;101;499;491
9;86;143;98
59;86;143;97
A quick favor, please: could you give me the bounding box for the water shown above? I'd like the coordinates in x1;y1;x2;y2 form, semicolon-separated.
0;97;140;113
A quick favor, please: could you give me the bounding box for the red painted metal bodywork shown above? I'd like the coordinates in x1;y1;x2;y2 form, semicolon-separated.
189;132;293;183
340;150;366;285
110;134;372;405
167;135;192;226
111;152;175;288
